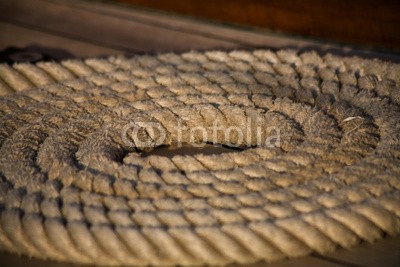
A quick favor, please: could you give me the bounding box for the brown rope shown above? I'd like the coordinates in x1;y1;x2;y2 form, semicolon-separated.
0;49;399;266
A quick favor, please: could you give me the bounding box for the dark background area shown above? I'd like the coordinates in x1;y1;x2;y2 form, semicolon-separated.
115;0;400;51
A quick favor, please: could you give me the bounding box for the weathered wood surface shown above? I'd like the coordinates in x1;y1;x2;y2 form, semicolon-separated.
1;0;399;61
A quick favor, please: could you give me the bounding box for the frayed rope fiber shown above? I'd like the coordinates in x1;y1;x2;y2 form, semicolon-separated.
0;49;399;266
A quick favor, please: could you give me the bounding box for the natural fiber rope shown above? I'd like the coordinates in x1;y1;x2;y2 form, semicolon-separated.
0;49;399;266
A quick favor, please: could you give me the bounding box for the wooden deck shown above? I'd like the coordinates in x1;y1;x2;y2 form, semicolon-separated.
0;0;399;266
1;0;400;61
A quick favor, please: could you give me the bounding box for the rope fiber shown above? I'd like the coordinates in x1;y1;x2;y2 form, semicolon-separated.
0;49;399;266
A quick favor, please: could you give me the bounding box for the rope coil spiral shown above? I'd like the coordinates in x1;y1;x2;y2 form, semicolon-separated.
0;49;399;266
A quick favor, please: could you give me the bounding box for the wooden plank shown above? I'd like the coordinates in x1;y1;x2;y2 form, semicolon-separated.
0;0;242;54
0;21;124;58
40;0;400;62
317;235;400;267
45;0;321;49
239;257;345;267
0;251;345;267
2;0;399;62
0;253;73;267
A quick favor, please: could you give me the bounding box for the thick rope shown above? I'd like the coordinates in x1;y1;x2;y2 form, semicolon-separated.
0;49;399;266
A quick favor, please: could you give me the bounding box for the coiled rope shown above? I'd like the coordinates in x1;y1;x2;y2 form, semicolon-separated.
0;49;399;266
